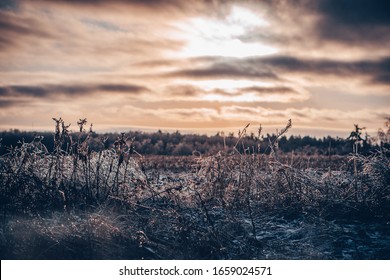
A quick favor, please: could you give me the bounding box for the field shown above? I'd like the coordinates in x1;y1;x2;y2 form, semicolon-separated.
0;123;389;260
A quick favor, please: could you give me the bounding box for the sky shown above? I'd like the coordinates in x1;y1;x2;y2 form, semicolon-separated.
0;0;389;137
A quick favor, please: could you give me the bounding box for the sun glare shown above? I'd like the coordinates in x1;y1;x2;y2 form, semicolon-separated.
177;6;277;58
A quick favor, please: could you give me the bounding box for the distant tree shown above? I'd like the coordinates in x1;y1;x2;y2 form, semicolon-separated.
347;124;366;154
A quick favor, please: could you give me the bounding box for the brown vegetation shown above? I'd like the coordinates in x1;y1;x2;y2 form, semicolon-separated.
0;118;389;259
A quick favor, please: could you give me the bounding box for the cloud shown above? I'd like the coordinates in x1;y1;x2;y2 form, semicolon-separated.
236;0;390;59
158;107;219;122
166;62;278;80
311;0;390;46
0;83;149;99
0;11;53;37
97;84;148;92
212;86;308;102
34;0;188;7
237;55;390;89
164;84;308;103
236;86;299;95
219;105;390;129
165;85;201;97
0;36;17;50
0;0;18;10
0;11;54;50
317;0;390;26
247;55;389;75
372;74;390;85
0;1;186;72
160;55;390;89
0;99;23;108
31;0;213;19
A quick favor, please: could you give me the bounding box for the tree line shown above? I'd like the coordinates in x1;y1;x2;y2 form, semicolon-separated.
1;119;389;156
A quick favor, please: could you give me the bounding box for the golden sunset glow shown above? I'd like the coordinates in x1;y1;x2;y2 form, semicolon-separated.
0;0;389;136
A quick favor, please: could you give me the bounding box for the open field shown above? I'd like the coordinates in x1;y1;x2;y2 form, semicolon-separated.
0;128;389;259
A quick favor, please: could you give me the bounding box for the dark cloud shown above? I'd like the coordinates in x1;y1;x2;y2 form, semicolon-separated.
0;12;53;37
0;83;149;98
165;55;390;86
0;0;18;11
241;55;390;85
165;61;278;80
238;86;298;95
33;0;211;16
36;0;177;4
0;85;85;98
0;99;21;108
133;56;220;68
166;84;301;99
146;54;390;97
166;85;201;97
372;74;390;85
0;16;30;35
252;0;390;47
10;86;48;97
318;0;390;27
0;11;55;50
0;36;17;50
314;0;390;45
97;84;149;93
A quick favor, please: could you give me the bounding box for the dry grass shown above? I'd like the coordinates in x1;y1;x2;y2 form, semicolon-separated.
0;119;389;259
